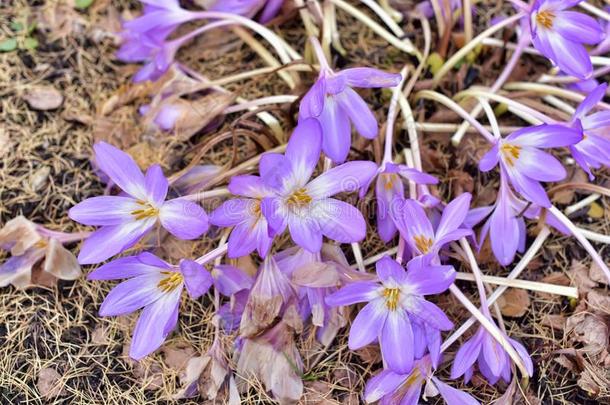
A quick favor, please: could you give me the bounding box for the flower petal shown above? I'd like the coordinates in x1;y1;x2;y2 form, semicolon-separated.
336;68;402;88
376;256;407;285
506;167;551;207
405;256;455;295
298;77;326;118
435;193;471;241
479;143;500;172
144;164;169;206
306;161;378;199
380;311;414;374
159;199;209;239
364;370;407;403
408;297;453;330
88;252;167;280
209;198;252;227
508;124;582;147
536;28;592;79
432;377;480;405
261;196;287;237
319;96;352;163
325;281;380;306
336;87;378;139
553;11;604;45
315;198;367;243
285;118;322;183
69;196;141;226
489;198;521;266
574;83;607;120
227;220;260;258
180;259;212;299
99;272;166;316
78;220;155;264
93;142;147;200
259;153;285;179
287;214;323;252
515;147;566;181
582;110;610;130
392;199;434;251
348;299;387;349
450;331;484;379
228;175;273;199
212;264;254;296
509;337;534;376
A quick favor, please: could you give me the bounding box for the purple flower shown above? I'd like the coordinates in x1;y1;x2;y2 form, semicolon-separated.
299;40;401;163
479;124;582;207
450;312;534;385
567;83;610;179
209;0;284;23
359;163;438;242
364;356;481;405
122;0;194;39
260;119;377;253
88;252;213;359
326;255;455;373
69;142;208;264
210;175;276;258
529;0;604;79
117;28;176;82
393;193;473;257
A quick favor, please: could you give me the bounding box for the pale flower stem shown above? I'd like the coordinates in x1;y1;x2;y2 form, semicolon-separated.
223;95;299;114
294;0;319;37
429;0;446;36
403;149;417;197
565;193;601;215
540;64;610;83
578;228;610;245
358;0;404;37
441;227;550;352
549;205;610;284
379;0;403;21
321;1;334;59
463;0;473;43
455;89;554;123
448;284;530;380
504;82;610;110
415;122;523;134
578;1;610;21
477;97;501;139
351;243;366;272
195;243;229;265
179;187;231;202
542;95;576;114
458;238;490;308
310;36;331;71
432;12;525;86
382;67;409;165
399;96;423;171
329;0;421;59
454;272;578;298
415;90;496;143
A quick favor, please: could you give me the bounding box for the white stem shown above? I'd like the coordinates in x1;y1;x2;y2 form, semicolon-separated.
179;187;230;202
403;149;418;198
399;96;423;171
578;1;610;21
358;0;404;37
195;243;229;265
224;95;298;114
504;82;610;110
382;67;409;165
415;122;523;134
543;95;575;114
351;242;366;272
463;0;473;43
578;228;610;245
565;193;601;215
455;272;578;298
477;97;501;139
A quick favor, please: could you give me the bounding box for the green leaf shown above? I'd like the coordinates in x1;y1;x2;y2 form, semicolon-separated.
23;37;39;50
74;0;94;9
0;38;17;52
10;21;24;32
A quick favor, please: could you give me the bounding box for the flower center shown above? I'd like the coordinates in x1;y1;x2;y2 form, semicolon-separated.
383;287;401;311
500;143;521;167
535;10;555;29
131;200;159;220
413;235;434;254
381;173;397;191
157;271;184;293
286;188;312;208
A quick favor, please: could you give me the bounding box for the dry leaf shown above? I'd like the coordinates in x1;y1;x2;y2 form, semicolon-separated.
577;364;610;397
355;345;382;365
567;313;609;356
43;239;81;280
291;262;339;288
498;288;530;317
162;343;196;372
37;368;65;399
541;314;566;330
0;216;42;256
589;262;609;286
568;260;598;293
173;356;209;399
28;166;51;192
587;290;610;314
24;86;64;110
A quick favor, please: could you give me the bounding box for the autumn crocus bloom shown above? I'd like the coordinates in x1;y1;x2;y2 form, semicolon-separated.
209;0;283;23
89;252;213;359
69;142;208;264
299;38;401;163
210;174;276;258
359;163;438;242
479;124;582;207
326;256;455;373
529;0;604;78
567;83;610;179
393;193;472;257
261;119;377;253
450;311;533;385
365;356;480;405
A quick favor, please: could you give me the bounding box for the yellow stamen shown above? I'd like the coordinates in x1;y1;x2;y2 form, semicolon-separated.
34;239;48;249
131;200;159;220
383;287;401;311
381;173;397;191
500;143;522;167
413;235;434;254
536;10;555;29
286;188;312;208
157;271;183;293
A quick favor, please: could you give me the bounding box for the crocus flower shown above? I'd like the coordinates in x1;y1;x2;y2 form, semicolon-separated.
450;312;534;385
359;163;438;242
69;142;208;264
479;124;582;207
209;0;284;23
261;119;377;253
88;252;213;359
299;39;402;163
326;255;455;373
364;356;481;405
392;193;473;257
210;174;276;258
529;0;604;79
566;83;610;179
122;0;195;40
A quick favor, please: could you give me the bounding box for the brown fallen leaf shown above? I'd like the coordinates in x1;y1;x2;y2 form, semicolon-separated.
28;166;51;192
24;86;64;110
541;314;566;330
587;290;610;314
37;367;65;399
568;260;598;293
566;313;609;356
577;363;610;398
498;288;530;317
163;343;196;372
589;262;609;286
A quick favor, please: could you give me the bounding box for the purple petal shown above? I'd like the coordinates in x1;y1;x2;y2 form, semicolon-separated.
159;199;209;239
582;110;610;130
259;0;283;22
286;118;322;182
405;256;455;295
392;199;434;251
93;142;147;200
316;198;367;243
397;166;438;184
435;228;473;250
336;87;378;139
376;256;407;284
435;193;471;240
489;199;521;266
535;28;592;79
479;144;500;171
364;370;407;403
299;78;326;119
482;332;505;377
318;96;352;163
306;161;378;199
88;252;167;280
554;11;604;45
212;264;254;296
509;124;582;147
336;68;402;88
69;196;141;226
425;324;442;369
227;220;260;258
99;272;165;316
380;311;414;374
259;152;285;179
144;164;168;206
129;287;181;359
78;220;155;264
574;83;607;120
348;299;387;349
509;337;534;376
376;174;401;242
464;206;494;228
228;175;273;199
432;377;480;405
506;168;551;207
515;147;566;181
325;281;380;306
179;259;212;299
450;331;483;379
209;198;252;227
288;214;323;252
409;297;453;330
261;196;287;236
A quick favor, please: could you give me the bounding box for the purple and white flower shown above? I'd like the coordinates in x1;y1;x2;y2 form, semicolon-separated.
209;0;284;23
69;142;208;264
326;255;455;373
